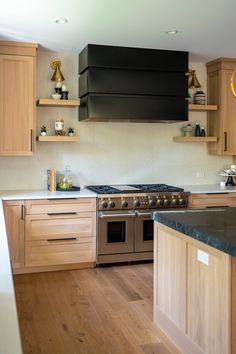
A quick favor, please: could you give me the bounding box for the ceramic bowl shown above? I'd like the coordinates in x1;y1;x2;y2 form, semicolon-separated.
52;93;61;100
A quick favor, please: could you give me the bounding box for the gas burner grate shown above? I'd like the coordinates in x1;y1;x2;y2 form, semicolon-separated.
131;184;184;193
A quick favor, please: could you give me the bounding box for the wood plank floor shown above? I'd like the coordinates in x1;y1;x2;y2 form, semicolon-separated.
14;263;179;354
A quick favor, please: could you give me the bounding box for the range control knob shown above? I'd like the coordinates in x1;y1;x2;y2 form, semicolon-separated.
171;198;178;206
149;199;156;207
108;201;115;208
101;201;108;208
157;199;163;206
163;199;170;206
134;200;141;207
179;198;187;206
122;201;128;208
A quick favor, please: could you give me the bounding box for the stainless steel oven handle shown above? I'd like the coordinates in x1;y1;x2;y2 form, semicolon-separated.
99;212;136;218
135;211;152;216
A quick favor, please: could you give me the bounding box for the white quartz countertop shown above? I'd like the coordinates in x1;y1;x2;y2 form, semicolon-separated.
178;184;236;194
0;188;97;200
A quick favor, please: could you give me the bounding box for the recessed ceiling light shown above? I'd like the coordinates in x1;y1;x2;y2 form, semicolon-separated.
165;30;179;35
55;18;68;24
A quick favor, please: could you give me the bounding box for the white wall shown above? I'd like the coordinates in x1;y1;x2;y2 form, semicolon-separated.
0;51;232;190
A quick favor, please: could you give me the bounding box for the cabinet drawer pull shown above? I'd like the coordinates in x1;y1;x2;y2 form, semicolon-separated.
206;205;228;208
224;132;227;151
47;198;77;201
30;129;33;152
47;237;77;242
47;212;78;216
21;204;24;220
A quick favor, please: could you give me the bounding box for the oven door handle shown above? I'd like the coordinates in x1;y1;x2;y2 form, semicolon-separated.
99;212;136;218
135;211;152;216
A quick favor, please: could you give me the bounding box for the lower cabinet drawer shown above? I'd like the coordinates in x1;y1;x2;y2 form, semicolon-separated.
25;237;96;267
189;193;236;208
25;212;96;241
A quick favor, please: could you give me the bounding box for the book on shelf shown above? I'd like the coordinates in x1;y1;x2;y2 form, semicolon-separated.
47;169;56;192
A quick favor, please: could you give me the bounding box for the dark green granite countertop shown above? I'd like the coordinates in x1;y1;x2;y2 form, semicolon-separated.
152;208;236;257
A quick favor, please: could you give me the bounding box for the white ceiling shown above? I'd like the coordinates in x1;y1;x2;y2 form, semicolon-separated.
0;0;236;62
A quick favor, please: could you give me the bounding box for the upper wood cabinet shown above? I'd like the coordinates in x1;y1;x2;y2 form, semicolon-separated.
206;58;236;155
0;41;37;156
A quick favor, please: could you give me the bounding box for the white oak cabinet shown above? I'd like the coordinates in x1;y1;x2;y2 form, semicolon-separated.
3;201;25;270
3;198;97;274
154;222;234;354
0;41;37;156
189;192;236;208
206;58;236;155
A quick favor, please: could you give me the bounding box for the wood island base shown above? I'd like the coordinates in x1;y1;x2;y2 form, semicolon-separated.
154;222;236;354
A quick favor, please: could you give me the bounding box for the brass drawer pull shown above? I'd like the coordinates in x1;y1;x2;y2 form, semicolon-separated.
47;212;78;216
47;237;77;242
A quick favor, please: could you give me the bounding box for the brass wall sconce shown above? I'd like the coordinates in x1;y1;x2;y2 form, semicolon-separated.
230;69;236;98
188;69;201;88
50;59;65;82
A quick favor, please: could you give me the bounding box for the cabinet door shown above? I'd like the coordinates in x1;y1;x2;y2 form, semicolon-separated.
0;55;35;155
3;201;25;269
187;244;230;354
222;69;236;154
157;228;187;332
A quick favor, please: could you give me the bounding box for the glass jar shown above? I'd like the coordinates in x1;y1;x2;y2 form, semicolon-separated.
57;165;79;190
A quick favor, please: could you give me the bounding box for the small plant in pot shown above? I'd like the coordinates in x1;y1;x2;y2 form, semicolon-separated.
40;125;47;136
68;127;74;136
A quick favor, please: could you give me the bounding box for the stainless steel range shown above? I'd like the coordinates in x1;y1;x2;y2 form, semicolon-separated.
86;184;190;264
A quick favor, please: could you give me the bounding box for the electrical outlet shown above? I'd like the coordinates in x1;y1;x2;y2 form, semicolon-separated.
196;171;205;178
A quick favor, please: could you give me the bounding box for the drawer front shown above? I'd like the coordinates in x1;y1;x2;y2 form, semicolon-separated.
25;237;96;267
25;198;96;215
189;193;236;208
25;212;96;241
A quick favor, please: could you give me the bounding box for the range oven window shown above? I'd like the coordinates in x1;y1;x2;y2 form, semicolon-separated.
143;220;154;241
107;221;126;243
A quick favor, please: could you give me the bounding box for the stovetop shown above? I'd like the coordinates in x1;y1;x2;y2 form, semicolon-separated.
86;184;184;194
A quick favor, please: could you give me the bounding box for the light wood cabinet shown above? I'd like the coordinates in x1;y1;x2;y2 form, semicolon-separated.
0;41;37;156
24;198;96;272
3;198;97;274
154;222;232;354
206;58;236;155
3;201;25;271
189;192;236;208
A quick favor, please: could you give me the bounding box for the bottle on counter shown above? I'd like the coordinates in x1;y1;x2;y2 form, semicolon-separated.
195;122;201;136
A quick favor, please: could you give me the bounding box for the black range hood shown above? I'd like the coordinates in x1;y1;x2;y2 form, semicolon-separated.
78;44;189;123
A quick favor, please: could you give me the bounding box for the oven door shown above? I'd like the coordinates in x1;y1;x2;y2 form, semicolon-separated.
134;210;153;252
98;210;135;255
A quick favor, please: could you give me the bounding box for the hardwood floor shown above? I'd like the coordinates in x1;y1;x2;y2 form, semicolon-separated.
14;263;179;354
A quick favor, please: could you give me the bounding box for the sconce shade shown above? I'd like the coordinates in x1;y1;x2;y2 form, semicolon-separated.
50;59;65;82
188;69;201;88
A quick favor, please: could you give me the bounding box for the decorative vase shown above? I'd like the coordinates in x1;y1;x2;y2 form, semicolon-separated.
41;132;47;136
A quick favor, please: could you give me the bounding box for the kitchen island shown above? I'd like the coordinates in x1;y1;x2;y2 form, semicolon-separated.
152;208;236;354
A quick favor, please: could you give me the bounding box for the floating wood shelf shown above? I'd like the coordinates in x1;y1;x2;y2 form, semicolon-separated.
37;99;80;107
36;136;79;142
173;136;218;142
188;104;218;111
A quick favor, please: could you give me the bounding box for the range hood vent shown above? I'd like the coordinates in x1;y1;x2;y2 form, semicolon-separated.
78;44;189;123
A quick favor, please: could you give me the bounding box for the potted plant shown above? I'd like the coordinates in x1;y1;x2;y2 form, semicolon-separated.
68;127;74;136
40;125;47;136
